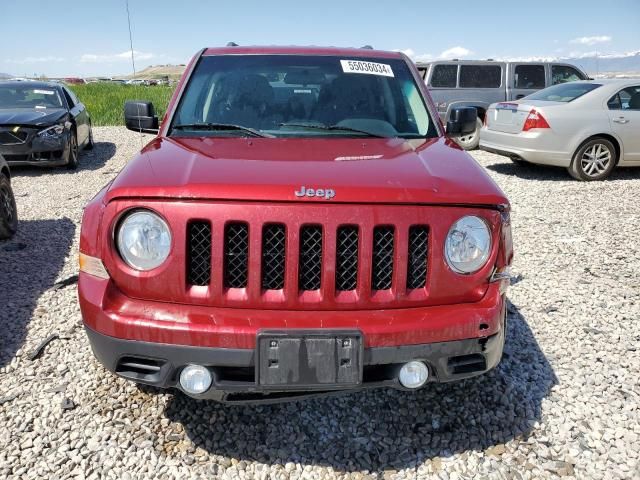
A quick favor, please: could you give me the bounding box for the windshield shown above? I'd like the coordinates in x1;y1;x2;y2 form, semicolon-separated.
170;55;437;139
0;85;64;109
525;82;601;102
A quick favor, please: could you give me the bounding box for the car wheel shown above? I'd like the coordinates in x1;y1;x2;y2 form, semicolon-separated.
0;174;18;240
65;130;79;170
85;125;94;150
568;138;617;181
454;118;482;151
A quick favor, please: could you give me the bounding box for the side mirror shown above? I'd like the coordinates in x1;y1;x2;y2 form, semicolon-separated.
446;107;477;137
124;101;159;134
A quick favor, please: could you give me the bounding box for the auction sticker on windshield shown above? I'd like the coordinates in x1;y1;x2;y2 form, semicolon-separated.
341;60;394;77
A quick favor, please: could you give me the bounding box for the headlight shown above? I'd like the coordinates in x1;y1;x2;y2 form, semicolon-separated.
116;210;171;271
445;216;491;274
37;124;65;137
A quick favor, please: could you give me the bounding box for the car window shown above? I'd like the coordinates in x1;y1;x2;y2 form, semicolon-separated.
430;64;457;88
171;54;438;139
608;86;640;110
607;94;622;110
459;65;501;88
551;65;586;85
526;82;601;102
0;85;64;109
62;88;76;108
514;65;545;89
66;87;81;106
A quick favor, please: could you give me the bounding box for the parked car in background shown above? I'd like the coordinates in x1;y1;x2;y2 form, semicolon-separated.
64;77;86;85
0;81;93;169
0;154;17;239
480;79;640;180
79;45;512;404
416;60;589;150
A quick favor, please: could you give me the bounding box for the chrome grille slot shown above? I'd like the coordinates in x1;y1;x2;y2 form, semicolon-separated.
224;222;249;288
336;226;359;291
187;221;212;286
407;226;429;289
372;226;394;290
262;224;286;290
299;225;323;291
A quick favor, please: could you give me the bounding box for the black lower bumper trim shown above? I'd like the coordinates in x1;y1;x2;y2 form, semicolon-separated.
85;322;505;403
479;145;527;162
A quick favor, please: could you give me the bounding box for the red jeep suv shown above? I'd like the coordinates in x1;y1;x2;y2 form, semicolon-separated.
79;46;513;403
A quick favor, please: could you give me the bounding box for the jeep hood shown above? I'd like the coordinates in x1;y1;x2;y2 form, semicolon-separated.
105;136;508;206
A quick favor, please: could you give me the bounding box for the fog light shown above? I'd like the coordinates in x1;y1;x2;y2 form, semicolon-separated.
399;361;429;389
179;365;212;395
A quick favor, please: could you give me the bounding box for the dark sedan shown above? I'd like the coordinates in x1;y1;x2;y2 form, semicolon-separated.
0;81;93;169
0;153;17;239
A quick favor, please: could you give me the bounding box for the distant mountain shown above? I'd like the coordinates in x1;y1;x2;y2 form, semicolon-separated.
566;51;640;76
506;51;640;76
0;72;12;79
118;64;186;81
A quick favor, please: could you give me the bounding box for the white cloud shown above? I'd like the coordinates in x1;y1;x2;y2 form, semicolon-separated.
415;53;434;62
394;48;434;62
80;50;156;63
570;35;612;46
438;46;473;59
5;56;66;64
396;46;472;63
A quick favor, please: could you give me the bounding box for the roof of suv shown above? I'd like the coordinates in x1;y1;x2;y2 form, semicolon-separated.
415;60;580;67
202;45;404;59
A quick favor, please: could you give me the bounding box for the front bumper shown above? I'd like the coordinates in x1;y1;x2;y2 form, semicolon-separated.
0;129;69;166
85;322;505;403
80;273;507;403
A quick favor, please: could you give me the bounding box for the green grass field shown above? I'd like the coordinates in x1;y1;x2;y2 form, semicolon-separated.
68;83;175;126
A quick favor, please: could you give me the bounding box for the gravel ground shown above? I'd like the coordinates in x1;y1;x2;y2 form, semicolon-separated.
0;127;639;479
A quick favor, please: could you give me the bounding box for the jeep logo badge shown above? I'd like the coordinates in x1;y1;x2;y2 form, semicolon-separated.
295;185;336;200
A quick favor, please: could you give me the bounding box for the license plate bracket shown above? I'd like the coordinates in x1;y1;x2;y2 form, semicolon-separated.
256;330;363;389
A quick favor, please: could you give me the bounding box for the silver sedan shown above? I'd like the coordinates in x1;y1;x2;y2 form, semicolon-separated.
480;79;640;180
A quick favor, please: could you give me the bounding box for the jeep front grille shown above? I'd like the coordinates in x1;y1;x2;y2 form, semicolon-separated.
187;220;429;298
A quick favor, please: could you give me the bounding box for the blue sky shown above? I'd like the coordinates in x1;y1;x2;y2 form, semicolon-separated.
2;0;638;77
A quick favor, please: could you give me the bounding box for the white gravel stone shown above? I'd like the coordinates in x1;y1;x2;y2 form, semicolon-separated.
0;127;639;479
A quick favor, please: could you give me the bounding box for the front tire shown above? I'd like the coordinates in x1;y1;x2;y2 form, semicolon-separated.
65;130;79;170
568;138;617;181
85;124;94;150
454;117;483;151
0;174;18;240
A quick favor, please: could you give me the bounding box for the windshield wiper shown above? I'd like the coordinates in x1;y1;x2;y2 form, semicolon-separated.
172;122;273;138
279;122;389;138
